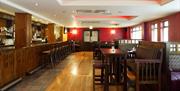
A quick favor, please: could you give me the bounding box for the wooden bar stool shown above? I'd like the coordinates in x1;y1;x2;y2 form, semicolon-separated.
49;49;56;68
42;49;55;68
93;60;106;91
93;48;101;60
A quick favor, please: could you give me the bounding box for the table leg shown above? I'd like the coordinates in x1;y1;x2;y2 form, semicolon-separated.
104;65;109;91
123;59;127;91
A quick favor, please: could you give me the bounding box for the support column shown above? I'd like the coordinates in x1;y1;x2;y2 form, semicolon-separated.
15;13;32;48
59;26;64;41
46;23;56;43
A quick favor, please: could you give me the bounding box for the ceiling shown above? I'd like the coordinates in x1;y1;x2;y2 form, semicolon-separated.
0;0;180;27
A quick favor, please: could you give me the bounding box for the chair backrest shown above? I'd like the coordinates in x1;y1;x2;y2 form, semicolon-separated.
136;49;163;83
135;41;166;91
139;41;166;70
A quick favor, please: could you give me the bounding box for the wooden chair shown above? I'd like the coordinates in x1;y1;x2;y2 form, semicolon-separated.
93;42;101;60
92;59;106;91
93;48;101;60
127;41;165;91
93;49;109;91
135;58;162;91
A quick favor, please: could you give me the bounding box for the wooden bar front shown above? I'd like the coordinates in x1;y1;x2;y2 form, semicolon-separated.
0;42;70;88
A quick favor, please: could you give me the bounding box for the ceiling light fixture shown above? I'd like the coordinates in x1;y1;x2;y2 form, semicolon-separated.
72;10;76;14
105;10;111;14
56;0;63;5
35;2;39;6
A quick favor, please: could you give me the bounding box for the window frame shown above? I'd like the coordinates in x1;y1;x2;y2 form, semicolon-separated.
131;25;143;39
160;20;169;42
151;23;158;42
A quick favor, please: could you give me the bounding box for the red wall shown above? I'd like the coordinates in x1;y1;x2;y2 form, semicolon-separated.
68;28;84;42
168;12;180;42
145;12;180;42
98;28;125;41
67;27;126;42
125;27;131;39
127;12;180;42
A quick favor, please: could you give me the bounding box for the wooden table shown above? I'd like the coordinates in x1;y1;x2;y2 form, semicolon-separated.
100;48;127;91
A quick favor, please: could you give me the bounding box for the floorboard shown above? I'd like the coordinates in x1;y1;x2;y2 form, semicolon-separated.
8;52;124;91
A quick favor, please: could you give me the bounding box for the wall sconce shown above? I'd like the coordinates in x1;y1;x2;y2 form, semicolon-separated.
64;27;69;34
89;26;93;29
72;29;77;34
111;29;116;34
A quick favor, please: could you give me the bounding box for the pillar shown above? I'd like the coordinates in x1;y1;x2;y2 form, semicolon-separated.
15;13;32;48
46;23;56;43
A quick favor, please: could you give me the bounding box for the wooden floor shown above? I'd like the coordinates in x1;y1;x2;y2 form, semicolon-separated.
46;52;94;91
45;52;123;91
8;52;124;91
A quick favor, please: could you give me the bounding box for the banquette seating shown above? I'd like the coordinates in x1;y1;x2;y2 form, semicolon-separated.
167;42;180;91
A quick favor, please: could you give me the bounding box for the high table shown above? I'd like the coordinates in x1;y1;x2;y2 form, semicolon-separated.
100;48;127;91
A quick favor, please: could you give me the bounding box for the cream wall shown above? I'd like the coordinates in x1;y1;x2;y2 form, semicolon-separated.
54;25;61;40
63;34;67;41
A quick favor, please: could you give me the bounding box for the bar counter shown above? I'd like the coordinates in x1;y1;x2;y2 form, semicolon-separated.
0;41;71;88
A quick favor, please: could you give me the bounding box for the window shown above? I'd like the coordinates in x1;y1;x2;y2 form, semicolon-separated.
161;21;169;42
151;23;158;41
131;26;142;39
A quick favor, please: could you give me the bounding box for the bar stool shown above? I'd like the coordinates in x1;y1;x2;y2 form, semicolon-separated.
49;49;55;68
57;47;62;61
93;60;106;91
93;48;101;60
42;49;55;68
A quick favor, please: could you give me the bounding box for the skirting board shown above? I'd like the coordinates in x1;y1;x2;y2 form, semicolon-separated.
27;66;42;75
0;77;22;91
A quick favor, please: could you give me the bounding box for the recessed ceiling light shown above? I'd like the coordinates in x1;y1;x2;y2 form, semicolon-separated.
118;11;121;13
35;2;38;6
105;10;111;14
72;10;76;14
62;10;66;13
72;10;75;13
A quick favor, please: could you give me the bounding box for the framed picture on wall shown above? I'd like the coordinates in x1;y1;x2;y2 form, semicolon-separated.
91;31;98;42
83;30;99;42
84;31;91;42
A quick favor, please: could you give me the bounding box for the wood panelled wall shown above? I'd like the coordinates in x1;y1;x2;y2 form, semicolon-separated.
0;19;6;27
15;13;32;48
46;23;56;43
0;42;68;88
